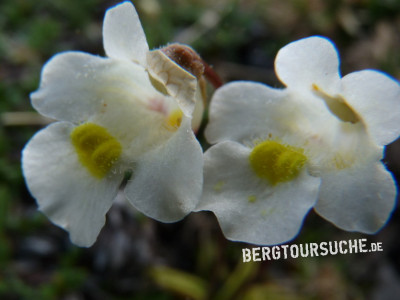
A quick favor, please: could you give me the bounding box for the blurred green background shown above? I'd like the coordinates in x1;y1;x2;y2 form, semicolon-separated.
1;0;400;299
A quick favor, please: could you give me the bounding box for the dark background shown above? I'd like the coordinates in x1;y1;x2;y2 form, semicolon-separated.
1;0;400;299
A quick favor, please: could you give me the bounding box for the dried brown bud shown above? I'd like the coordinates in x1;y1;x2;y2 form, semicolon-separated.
161;43;223;90
161;43;205;79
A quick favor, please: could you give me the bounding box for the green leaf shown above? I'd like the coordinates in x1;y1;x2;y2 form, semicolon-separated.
150;265;208;300
241;283;306;300
214;261;258;300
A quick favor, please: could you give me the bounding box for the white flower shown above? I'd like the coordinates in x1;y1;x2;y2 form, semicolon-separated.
197;36;400;245
22;1;204;247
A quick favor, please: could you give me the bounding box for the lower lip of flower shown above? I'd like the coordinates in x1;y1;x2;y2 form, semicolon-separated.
249;140;307;185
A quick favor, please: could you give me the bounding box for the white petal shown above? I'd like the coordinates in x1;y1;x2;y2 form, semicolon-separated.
191;85;205;132
103;1;149;65
22;122;123;247
124;118;203;222
275;36;341;94
314;161;397;234
341;70;400;146
147;50;197;117
205;81;288;144
196;141;320;245
31;52;156;123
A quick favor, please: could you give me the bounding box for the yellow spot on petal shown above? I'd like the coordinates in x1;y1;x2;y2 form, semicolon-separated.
71;123;122;178
332;153;354;170
213;180;225;192
166;109;183;131
248;195;257;203
312;84;360;124
261;208;276;218
249;140;307;185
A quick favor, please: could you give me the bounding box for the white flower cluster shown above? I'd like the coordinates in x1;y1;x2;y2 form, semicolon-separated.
22;1;400;247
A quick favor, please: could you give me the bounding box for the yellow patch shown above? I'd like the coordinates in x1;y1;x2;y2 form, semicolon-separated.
248;195;257;203
312;84;360;124
166;109;183;131
70;123;122;178
213;180;225;192
260;207;276;218
332;153;354;170
249;140;307;185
